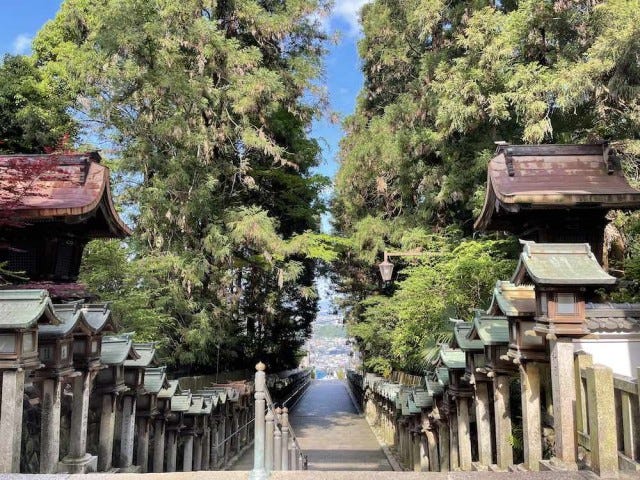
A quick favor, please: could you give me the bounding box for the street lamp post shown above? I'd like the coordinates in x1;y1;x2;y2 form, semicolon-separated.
378;249;423;282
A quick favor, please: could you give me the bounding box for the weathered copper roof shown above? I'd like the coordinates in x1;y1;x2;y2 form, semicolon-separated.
585;303;640;332
488;281;536;317
439;347;466;369
450;319;484;351
469;311;509;345
0;289;61;329
39;303;93;338
125;342;158;368
512;241;616;286
101;334;140;365
475;143;640;231
0;152;131;237
143;366;170;395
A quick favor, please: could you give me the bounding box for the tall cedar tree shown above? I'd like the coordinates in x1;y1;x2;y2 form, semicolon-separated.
36;0;330;372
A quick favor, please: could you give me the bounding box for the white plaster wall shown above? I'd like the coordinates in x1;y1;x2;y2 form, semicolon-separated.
574;336;640;378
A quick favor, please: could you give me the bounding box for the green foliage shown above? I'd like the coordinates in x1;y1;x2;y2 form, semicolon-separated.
347;232;517;374
0;54;76;153
37;0;331;372
334;0;640;375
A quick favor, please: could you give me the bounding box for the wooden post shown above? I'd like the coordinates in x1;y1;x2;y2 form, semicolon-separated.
586;364;618;477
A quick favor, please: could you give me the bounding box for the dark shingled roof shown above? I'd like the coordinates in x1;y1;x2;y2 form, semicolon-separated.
475;143;640;231
585;303;640;332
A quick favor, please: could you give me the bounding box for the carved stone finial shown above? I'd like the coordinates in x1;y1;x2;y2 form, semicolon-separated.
282;407;288;413
256;361;266;372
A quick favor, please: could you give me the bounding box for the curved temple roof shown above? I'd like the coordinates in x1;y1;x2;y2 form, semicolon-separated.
0;289;61;329
0;152;131;238
512;241;616;286
474;143;640;231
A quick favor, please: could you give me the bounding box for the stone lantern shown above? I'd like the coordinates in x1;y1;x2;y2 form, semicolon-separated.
0;290;60;473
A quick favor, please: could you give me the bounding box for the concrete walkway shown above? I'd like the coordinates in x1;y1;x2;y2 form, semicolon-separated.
232;380;391;471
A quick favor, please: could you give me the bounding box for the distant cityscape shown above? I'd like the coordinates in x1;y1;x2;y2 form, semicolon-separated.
303;279;357;379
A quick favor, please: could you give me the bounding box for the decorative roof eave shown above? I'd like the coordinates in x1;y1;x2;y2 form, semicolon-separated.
100;334;140;365
158;379;180;399
471;311;509;345
0;152;132;238
0;289;61;329
450;319;484;351
80;303;115;333
40;304;94;338
474;143;640;232
488;280;536;317
125;342;158;368
512;241;616;286
143;366;170;395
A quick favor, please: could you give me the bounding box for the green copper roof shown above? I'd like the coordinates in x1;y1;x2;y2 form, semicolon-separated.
452;320;483;351
439;348;466;369
170;392;192;412
187;395;205;415
0;290;60;329
159;379;179;399
514;241;616;286
125;342;158;368
144;367;169;395
471;311;509;345
413;389;433;408
40;303;90;338
488;281;536;317
101;334;140;365
80;304;113;332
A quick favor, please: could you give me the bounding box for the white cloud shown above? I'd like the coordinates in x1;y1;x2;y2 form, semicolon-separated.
331;0;372;36
12;34;33;55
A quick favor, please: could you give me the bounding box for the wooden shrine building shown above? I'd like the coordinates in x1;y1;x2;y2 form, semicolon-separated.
474;143;640;262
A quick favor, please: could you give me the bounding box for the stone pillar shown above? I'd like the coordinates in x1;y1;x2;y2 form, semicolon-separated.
152;417;165;473
281;408;290;470
265;409;275;473
493;374;513;469
165;430;177;472
438;421;450;472
274;408;282;470
521;363;542;471
449;410;459;471
210;421;219;468
425;428;439;472
202;426;210;471
586;364;617;477
182;434;194;472
250;362;267;480
119;395;136;469
40;377;62;473
0;369;25;473
413;433;422;471
474;382;493;467
550;338;576;465
457;397;472;471
419;436;429;471
289;440;297;470
62;371;96;473
136;416;150;473
98;393;117;472
193;432;203;471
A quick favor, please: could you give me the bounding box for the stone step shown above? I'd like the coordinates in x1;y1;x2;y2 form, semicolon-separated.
0;470;600;479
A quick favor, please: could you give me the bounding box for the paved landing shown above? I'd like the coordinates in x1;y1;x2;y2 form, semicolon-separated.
288;380;391;471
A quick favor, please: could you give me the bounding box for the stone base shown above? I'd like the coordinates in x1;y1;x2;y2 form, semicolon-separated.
509;463;528;472
539;458;578;472
488;464;507;472
60;454;97;473
117;465;142;473
471;462;488;471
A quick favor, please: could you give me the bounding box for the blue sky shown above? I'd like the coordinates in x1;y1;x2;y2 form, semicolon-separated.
0;1;367;189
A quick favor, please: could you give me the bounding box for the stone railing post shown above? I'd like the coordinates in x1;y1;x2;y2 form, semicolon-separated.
165;429;177;472
289;439;297;470
521;362;542;471
493;374;513;469
152;417;165;472
0;369;25;473
586;364;617;477
136;417;150;472
40;377;62;473
62;371;97;473
281;407;290;470
119;395;137;470
550;338;576;465
265;409;275;473
249;362;267;480
98;393;117;472
274;408;282;470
